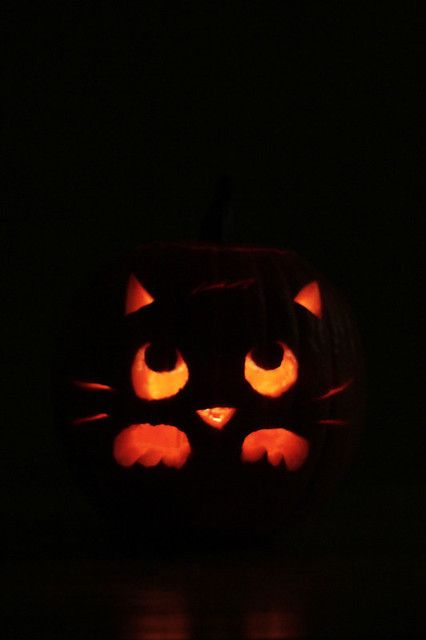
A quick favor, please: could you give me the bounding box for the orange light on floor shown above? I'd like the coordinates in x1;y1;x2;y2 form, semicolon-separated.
113;423;191;469
196;407;236;429
294;280;322;318
241;428;309;471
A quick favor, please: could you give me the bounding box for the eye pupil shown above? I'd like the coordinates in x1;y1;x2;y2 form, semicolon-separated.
145;343;178;372
251;342;284;369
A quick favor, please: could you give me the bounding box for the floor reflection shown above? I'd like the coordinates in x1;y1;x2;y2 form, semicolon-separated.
119;556;305;640
244;611;304;640
7;549;423;639
122;588;304;640
122;588;190;640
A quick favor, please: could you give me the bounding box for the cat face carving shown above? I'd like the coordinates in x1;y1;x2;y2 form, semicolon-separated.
58;243;363;535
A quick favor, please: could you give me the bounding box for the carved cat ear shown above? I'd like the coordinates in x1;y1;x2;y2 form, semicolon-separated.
294;281;322;318
125;274;155;315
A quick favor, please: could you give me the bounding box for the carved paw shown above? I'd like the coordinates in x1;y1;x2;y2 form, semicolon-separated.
241;428;309;471
114;423;191;469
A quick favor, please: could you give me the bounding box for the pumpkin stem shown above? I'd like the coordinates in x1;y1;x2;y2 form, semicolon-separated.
199;174;234;243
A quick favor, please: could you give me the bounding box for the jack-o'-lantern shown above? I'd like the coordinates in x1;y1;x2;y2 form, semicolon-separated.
55;242;363;542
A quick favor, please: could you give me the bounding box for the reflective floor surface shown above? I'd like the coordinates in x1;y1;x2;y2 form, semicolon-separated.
4;548;425;639
4;482;425;639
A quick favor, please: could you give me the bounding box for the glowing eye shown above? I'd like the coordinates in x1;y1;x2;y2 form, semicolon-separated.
244;341;298;397
131;343;189;400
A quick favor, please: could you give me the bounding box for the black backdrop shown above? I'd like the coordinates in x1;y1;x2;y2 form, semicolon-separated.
3;3;425;637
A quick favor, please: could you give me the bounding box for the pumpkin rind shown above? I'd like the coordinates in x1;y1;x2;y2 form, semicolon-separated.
55;242;364;541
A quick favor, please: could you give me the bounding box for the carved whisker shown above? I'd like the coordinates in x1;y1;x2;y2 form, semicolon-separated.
316;379;353;401
73;413;110;426
317;419;348;426
73;381;115;391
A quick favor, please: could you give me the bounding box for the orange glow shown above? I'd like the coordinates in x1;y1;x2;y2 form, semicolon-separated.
316;379;353;400
132;343;189;400
125;274;155;315
73;413;110;426
73;381;114;391
244;342;298;397
317;419;348;426
241;428;309;471
294;280;322;318
113;423;191;469
244;610;304;639
196;407;236;429
192;279;256;294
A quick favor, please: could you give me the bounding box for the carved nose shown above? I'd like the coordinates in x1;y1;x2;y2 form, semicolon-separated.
196;407;236;429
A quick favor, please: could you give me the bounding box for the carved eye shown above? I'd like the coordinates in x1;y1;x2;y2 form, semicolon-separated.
131;342;189;400
244;341;298;397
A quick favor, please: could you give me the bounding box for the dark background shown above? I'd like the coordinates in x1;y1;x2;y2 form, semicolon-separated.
4;3;425;638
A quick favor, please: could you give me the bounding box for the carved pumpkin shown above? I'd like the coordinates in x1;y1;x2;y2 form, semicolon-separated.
56;242;363;540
